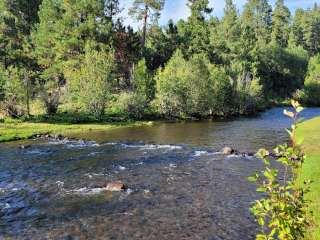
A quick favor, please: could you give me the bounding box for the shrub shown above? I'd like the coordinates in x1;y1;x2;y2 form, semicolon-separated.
0;67;30;117
154;50;191;118
66;45;115;118
256;44;309;98
132;59;154;102
154;50;231;118
296;54;320;106
249;100;311;240
109;92;147;119
210;65;234;115
237;77;264;115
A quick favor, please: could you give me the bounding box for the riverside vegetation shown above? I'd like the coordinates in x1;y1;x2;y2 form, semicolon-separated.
297;115;320;240
249;101;313;240
0;0;320;122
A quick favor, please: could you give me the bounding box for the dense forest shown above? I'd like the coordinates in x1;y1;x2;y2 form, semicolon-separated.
0;0;320;120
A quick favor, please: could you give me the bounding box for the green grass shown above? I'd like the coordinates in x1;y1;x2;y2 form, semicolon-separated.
0;120;154;143
297;117;320;240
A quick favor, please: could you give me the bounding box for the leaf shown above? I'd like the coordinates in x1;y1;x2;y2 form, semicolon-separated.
283;109;294;119
256;234;267;240
256;148;270;158
257;187;267;192
296;106;304;113
248;176;258;182
291;99;300;109
258;217;265;226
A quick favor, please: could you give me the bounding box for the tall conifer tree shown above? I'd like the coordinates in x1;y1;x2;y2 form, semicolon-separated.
129;0;165;48
271;0;291;47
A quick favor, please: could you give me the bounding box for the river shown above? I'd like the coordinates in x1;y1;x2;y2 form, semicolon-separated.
0;107;319;239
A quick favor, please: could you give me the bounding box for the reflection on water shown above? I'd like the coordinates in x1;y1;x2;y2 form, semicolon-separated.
0;108;319;239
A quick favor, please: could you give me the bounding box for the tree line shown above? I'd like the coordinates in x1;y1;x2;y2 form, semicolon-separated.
0;0;320;120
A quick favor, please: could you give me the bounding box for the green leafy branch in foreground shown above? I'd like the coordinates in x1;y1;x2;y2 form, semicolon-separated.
249;100;312;240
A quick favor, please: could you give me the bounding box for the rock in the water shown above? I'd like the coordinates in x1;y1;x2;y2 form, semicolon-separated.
105;182;127;192
222;147;234;155
19;145;31;149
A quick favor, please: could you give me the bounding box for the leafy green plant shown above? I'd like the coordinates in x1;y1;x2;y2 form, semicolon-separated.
249;100;312;240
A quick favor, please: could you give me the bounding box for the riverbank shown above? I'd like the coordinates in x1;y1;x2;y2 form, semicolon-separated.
297;117;320;240
0;120;154;143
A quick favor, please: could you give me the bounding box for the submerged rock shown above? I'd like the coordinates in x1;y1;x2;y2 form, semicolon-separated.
222;147;234;155
105;182;127;192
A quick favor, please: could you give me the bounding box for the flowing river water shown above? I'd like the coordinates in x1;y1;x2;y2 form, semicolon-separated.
0;108;319;240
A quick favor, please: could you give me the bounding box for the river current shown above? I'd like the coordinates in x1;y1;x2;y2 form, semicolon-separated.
0;107;319;239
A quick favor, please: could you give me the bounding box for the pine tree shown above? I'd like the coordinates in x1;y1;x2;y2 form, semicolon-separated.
0;0;41;67
218;0;239;62
113;22;141;88
31;0;63;114
32;0;113;114
183;0;212;57
292;7;320;56
129;0;165;48
305;6;320;55
241;0;272;45
0;0;41;116
187;0;212;21
105;0;122;21
271;0;290;47
292;9;305;48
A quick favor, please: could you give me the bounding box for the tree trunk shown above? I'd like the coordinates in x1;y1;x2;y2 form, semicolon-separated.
24;72;30;116
142;4;149;48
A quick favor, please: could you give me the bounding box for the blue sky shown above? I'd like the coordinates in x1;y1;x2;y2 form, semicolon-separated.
120;0;319;29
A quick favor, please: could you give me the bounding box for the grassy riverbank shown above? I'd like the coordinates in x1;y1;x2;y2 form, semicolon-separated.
297;117;320;240
0;119;154;143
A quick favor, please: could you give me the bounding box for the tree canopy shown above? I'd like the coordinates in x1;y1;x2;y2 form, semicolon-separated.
0;0;319;119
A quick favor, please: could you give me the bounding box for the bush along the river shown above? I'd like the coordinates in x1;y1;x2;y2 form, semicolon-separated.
249;100;312;240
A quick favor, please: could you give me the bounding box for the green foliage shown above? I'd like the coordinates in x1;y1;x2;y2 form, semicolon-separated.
133;59;154;101
296;54;320;106
291;6;320;56
32;0;112;114
1;0;320;120
0;0;41;67
0;65;6;101
145;23;179;71
249;100;312;240
109;92;148;119
0;67;30;117
179;0;212;58
271;0;291;48
154;50;191;118
296;116;320;240
110;58;153;119
235;76;264;115
105;0;121;20
129;0;165;22
187;0;212;21
0;119;154;142
241;0;272;46
210;65;234;115
31;0;64;114
65;45;115;118
256;44;309;98
129;0;165;48
154;50;235;118
210;0;239;64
